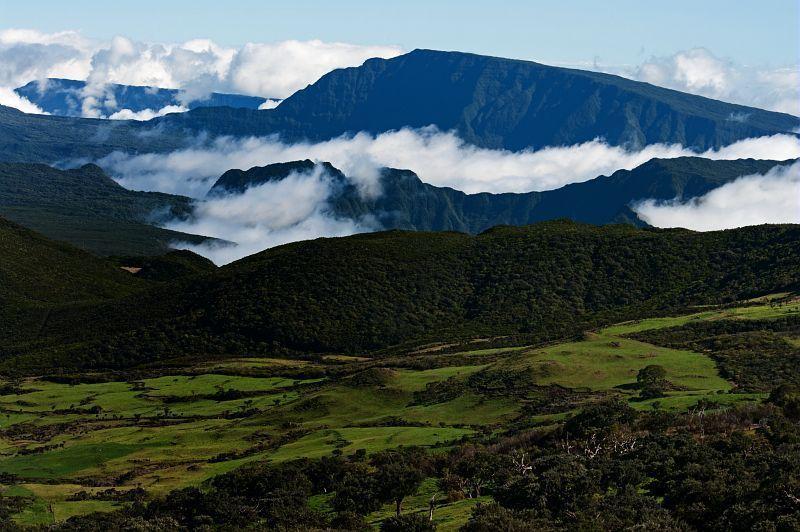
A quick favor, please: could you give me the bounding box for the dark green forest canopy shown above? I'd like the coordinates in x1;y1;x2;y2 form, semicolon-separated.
0;216;146;351
2;220;798;373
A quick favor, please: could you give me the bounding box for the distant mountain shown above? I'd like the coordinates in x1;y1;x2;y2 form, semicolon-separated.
207;157;789;232
209;160;332;194
1;50;797;163
15;78;278;117
0;163;211;256
0;104;187;163
161;49;799;150
4;221;799;373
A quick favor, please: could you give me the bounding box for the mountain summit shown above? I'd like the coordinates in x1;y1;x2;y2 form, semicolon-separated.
161;49;800;150
2;50;798;163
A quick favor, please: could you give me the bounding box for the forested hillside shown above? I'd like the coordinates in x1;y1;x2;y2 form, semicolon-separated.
3;221;798;374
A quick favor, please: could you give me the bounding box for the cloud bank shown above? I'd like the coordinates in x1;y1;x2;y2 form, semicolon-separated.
107;104;187;121
0;28;402;117
95;129;800;264
617;48;799;116
0;86;45;113
634;162;800;230
100;128;800;197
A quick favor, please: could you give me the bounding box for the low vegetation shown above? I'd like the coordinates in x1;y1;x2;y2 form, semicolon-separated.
0;297;796;529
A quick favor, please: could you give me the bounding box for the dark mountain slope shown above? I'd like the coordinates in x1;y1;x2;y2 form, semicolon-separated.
509;156;789;226
0;216;146;348
5;221;799;373
208;157;788;232
111;250;217;282
209;160;335;194
15;78;276;117
161;49;799;150
0;104;186;163
0;163;211;255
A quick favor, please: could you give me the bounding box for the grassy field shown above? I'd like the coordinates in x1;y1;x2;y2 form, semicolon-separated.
0;296;796;526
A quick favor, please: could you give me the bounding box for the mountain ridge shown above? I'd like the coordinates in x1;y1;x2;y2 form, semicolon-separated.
159;48;799;150
2;49;797;163
206;156;790;233
15;78;277;117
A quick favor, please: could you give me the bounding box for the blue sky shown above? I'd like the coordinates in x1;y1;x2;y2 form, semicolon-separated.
2;0;798;66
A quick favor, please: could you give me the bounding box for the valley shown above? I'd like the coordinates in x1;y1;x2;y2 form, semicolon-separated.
0;14;798;529
1;296;796;527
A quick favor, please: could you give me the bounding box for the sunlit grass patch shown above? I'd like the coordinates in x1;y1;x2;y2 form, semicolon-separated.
269;426;473;462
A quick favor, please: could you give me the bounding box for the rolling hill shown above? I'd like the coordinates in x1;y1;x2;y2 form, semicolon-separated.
208;157;789;232
0;163;211;256
0;215;146;349
3;220;799;373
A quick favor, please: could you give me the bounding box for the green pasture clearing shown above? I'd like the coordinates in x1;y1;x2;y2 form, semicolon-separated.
269;426;473;462
0;442;144;479
632;392;767;412
507;334;729;393
389;366;487;392
449;346;530;357
192;357;317;373
0;374;318;425
402;393;519;426
601;298;800;336
3;484;53;526
51;500;120;522
141;374;309;397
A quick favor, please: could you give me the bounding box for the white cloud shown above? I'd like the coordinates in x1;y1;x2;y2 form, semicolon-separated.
225;39;401;98
0;86;46;114
258;99;282;110
0;28;401;115
0;29;92;86
107;104;188;121
165;165;374;264
634;162;800;230
627;48;799;116
94;129;800;264
99;128;800;198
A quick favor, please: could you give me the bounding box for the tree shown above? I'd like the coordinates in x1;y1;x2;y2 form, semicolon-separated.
453;451;506;498
768;384;800;419
331;471;382;515
461;503;541;532
380;513;436;532
376;460;425;516
565;397;637;438
637;365;669;399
